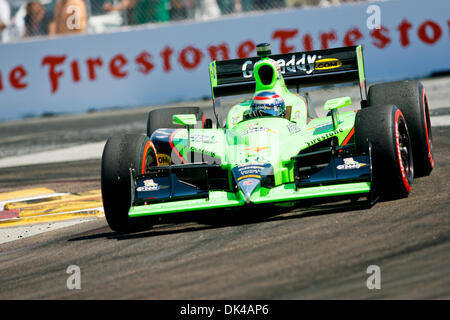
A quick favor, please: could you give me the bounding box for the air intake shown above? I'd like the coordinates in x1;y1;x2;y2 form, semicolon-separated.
258;65;274;85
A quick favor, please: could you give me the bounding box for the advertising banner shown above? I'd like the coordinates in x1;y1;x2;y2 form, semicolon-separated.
0;0;449;120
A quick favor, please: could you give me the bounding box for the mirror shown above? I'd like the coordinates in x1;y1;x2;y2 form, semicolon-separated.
172;114;197;126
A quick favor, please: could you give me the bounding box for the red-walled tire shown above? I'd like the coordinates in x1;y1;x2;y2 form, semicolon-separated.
368;80;433;177
101;134;157;233
356;105;414;199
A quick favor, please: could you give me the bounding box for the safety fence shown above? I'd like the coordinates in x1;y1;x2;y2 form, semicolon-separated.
1;0;370;41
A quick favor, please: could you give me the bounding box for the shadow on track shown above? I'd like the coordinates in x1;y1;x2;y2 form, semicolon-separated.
68;198;374;242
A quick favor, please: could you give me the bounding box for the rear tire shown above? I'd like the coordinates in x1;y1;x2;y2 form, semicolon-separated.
147;106;205;137
101;133;157;233
355;105;414;199
368;80;433;177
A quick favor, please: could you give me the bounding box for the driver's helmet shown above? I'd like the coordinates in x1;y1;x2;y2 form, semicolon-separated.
250;91;286;118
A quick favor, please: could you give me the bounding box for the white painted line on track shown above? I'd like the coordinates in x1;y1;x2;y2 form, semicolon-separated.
0;141;106;169
0;207;104;245
0;219;96;245
431;115;450;127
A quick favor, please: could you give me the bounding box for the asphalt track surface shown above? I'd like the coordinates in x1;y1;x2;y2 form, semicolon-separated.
0;78;449;299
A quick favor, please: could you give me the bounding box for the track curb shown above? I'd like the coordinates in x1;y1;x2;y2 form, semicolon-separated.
0;189;104;228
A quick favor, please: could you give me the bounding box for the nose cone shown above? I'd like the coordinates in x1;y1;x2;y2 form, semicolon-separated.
237;177;261;204
232;163;273;204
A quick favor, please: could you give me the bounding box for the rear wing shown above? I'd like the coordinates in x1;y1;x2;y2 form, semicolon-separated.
209;45;367;103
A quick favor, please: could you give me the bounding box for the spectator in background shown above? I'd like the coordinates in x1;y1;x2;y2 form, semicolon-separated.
49;0;87;35
240;0;254;11
0;0;11;42
134;0;170;24
170;0;187;20
193;0;221;20
24;1;53;37
287;0;358;7
217;0;234;15
253;0;285;10
103;0;138;25
318;0;343;6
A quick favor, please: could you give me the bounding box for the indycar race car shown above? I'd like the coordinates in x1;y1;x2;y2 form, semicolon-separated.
101;43;434;233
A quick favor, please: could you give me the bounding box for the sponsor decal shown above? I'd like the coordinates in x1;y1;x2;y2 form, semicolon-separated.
236;165;263;179
337;157;368;170
231;115;241;125
243;155;266;163
241;146;269;164
137;179;160;192
244;146;269;153
306;128;343;146
238;162;265;167
157;153;171;165
287;122;301;134
277;54;319;75
242;54;319;78
189;146;216;158
174;130;188;139
314;58;342;70
243;123;276;136
313;120;343;135
232;163;273;182
238;174;261;181
190;134;216;144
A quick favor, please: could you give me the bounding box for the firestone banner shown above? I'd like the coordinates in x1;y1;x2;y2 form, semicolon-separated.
0;0;449;120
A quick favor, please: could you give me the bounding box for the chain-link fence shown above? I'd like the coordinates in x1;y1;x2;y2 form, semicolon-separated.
0;0;371;42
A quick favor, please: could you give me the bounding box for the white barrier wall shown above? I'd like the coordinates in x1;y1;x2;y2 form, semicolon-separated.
0;0;449;121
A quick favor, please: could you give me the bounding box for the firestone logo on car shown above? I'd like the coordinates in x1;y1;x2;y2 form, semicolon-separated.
242;54;320;78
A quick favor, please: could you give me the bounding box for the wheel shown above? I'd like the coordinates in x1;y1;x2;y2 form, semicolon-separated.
368;80;433;177
355;105;414;199
146;106;205;137
101;133;157;233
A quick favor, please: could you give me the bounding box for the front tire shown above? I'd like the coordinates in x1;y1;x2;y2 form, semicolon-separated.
355;105;414;199
101;133;157;233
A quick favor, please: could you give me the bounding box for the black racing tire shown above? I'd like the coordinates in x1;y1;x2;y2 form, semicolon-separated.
146;106;205;138
368;80;433;177
101;133;157;233
355;105;414;199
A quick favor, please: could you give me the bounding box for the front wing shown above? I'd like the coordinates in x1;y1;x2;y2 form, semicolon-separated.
128;145;374;218
128;181;372;218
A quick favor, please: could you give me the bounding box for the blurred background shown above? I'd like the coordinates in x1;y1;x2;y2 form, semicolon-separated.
0;0;372;42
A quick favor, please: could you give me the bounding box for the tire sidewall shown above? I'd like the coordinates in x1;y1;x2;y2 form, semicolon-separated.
392;108;413;195
101;134;156;233
368;80;433;177
356;105;413;199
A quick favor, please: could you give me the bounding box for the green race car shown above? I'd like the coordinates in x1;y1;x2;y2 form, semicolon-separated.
101;43;434;233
